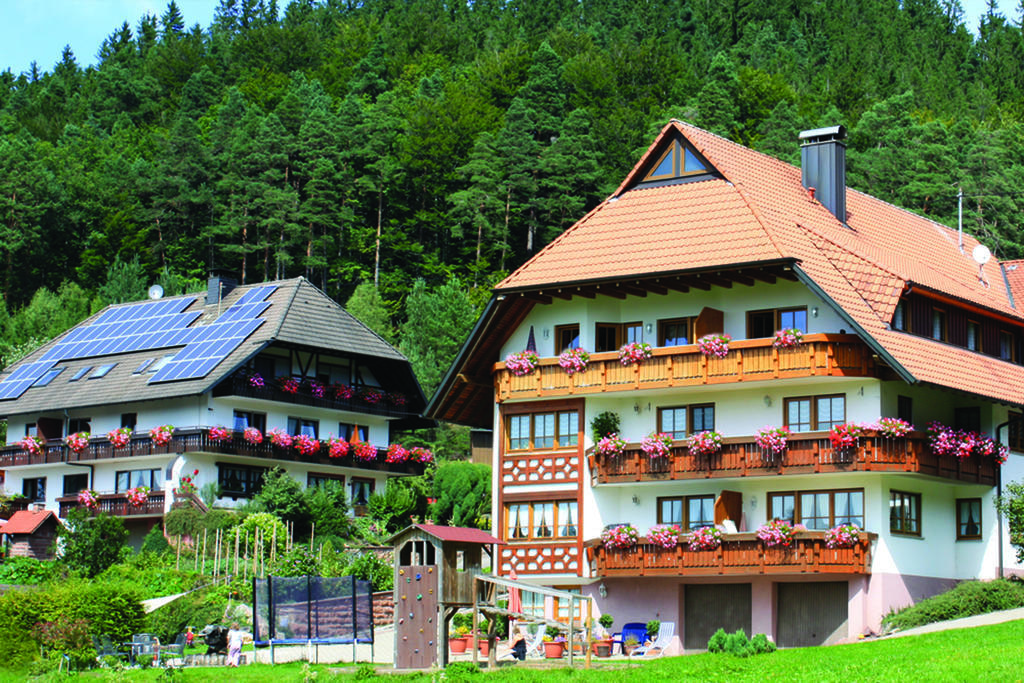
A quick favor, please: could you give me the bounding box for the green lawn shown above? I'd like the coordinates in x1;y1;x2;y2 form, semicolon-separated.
6;620;1023;682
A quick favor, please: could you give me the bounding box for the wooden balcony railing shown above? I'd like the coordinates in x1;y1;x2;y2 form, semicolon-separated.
588;531;874;577
588;432;998;486
214;375;419;419
495;334;874;401
0;428;425;476
58;491;167;517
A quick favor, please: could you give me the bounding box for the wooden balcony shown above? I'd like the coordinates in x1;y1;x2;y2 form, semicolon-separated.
0;428;425;476
588;432;998;487
214;375;418;419
495;334;875;401
58;491;166;517
588;531;874;578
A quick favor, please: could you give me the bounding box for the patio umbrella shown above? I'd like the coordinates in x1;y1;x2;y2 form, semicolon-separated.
508;569;523;616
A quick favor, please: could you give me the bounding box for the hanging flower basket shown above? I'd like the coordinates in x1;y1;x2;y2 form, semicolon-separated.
641;432;673;458
248;373;265;388
927;421;1008;464
687;430;723;457
332;383;355;400
617;341;653;366
353;441;378;462
268;428;293;448
126;486;150;507
362;388;385;404
18;435;44;456
294;434;320;456
209;426;232;442
243;427;264;445
177;469;200;495
328;437;349;458
755;426;789;456
505;350;540;376
558;347;591;376
772;328;804;349
595;433;627;458
410;446;434;464
278;376;301;394
107;427;132;448
829;423;863;450
149;425;174;446
305;380;326;398
386;443;410;463
601;524;640;549
825;523;861;549
697;333;731;359
647;524;681;549
63;431;90;454
688;525;723;551
77;489;99;510
757;520;800;548
873;417;913;438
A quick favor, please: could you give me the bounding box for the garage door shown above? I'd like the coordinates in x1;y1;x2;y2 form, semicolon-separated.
683;583;752;650
776;581;848;647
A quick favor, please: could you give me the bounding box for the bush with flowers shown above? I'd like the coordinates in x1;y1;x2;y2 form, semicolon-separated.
755;425;789;456
333;383;355;400
386;443;410;463
362;388;385;404
305;379;326;398
248;373;266;388
772;328;804;349
558;347;590;376
928;421;1008;464
647;524;681;549
126;486;149;507
410;446;435;464
77;489;98;510
757;520;801;548
107;427;132;448
688;430;723;457
873;416;913;438
294;433;320;456
505;350;540;376
150;424;174;446
641;432;673;458
63;431;90;454
825;523;861;549
268;428;293;448
688;525;723;551
328;437;350;458
353;441;378;462
208;426;232;442
595;433;627;458
829;423;863;450
243;427;264;445
697;333;731;359
177;469;200;494
617;341;653;366
278;376;300;394
18;435;44;455
601;524;640;550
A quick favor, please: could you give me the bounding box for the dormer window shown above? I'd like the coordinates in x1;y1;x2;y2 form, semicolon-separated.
931;308;947;341
642;139;709;182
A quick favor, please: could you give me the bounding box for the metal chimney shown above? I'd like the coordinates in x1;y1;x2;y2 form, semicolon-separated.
799;125;847;223
207;272;238;305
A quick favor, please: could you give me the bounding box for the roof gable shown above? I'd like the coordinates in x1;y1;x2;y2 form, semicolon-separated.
1;509;60;535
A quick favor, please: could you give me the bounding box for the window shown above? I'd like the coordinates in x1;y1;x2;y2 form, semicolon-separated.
890;490;921;535
63;473;89;496
595;322;642;352
308;472;344;488
1010;411;1024;452
967;321;980;351
67;417;91;435
507;411;579;451
657;405;715;439
748;307;808;338
219;463;267;499
657;495;714;529
22;477;46;502
121;413;137;430
954;407;981;433
555;324;580;353
897;396;913;425
350;477;375;508
70;366;92;381
32;367;63;387
234;410;267;433
504;500;578;540
643;140;708;181
892;300;907;331
784;394;845;432
658;318;693;346
149;355;174;373
287;417;319;438
554;587;584;626
769;489;864;529
339;423;368;441
134;359;155;374
956;498;982;540
1000;331;1015;361
90;364;116;379
115;469;162;492
931;308;946;341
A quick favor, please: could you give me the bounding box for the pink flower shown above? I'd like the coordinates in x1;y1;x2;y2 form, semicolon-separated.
209;426;232;442
386;443;410;463
601;524;640;549
558;348;590;376
687;430;723;457
410;446;434;464
505;350;540;376
243;427;263;445
595;433;627;457
772;328;804;349
328;437;349;458
353;441;378;462
755;426;789;455
825;523;861;549
268;428;293;448
63;432;90;454
647;524;681;549
757;520;801;548
688;526;723;551
77;489;98;510
617;342;653;366
697;334;731;359
107;427;132;448
641;432;673;458
294;434;320;456
149;425;174;446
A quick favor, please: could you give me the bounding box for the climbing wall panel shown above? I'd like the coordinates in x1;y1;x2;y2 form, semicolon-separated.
395;564;439;669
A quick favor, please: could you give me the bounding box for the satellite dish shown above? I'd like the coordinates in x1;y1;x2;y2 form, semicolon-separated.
148;284;164;300
973;244;992;265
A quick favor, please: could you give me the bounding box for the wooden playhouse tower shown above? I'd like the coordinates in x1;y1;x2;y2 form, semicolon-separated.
389;524;501;669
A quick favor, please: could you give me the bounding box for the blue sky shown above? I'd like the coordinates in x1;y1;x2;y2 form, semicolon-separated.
0;0;1012;77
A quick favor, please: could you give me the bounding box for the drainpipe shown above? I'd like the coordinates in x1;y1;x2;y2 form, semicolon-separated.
995;420;1010;579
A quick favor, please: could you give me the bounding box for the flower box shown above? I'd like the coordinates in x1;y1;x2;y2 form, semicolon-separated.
505;350;540;376
543;641;564;658
558;347;590;375
617;341;652;366
697;333;731;358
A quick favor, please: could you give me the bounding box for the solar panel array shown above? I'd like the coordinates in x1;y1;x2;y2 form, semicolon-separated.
0;284;278;400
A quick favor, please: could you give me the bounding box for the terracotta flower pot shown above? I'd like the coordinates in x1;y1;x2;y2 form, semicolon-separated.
543;641;564;658
595;641;612;657
449;637;467;654
478;639;491;656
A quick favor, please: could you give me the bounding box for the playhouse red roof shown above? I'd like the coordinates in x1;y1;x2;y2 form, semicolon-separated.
411;524;503;545
0;509;60;535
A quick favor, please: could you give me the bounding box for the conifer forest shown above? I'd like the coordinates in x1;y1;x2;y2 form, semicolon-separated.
4;0;1024;371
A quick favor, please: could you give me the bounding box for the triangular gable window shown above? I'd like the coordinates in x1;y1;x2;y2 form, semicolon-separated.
642;139;710;182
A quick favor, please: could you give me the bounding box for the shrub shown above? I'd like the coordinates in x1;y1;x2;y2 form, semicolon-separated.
141;524;171;554
444;661;479;679
343;551;393;591
164;507;204;538
708;628;774;658
750;632;776;654
882;579;1024;631
273;546;320;577
58;508;128;578
590;411;621;440
229;512;288;561
646;619;661;638
0;556;62;585
724;629;752;657
707;627;728;653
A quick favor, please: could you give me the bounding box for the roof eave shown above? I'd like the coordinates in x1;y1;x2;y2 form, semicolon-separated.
424;295;499;423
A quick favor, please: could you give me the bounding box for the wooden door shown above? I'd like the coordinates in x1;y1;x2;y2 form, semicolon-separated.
395;565;439;669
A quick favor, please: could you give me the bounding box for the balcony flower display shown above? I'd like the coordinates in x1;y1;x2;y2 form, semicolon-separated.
77;489;98;510
755;426;790;456
617;341;653;366
688;525;723;551
558;347;591;376
268;428;293;448
243;427;264;445
757;520;801;548
641;432;673;458
209;426;232;442
873;417;913;438
505;350;540;376
389;392;408;407
108;427;132;448
248;373;265;388
278;376;300;394
647;524;681;549
328;437;349;458
697;333;731;359
294;433;320;456
126;486;150;507
362;388;385;404
63;431;90;454
178;469;200;494
386;443;410;463
306;379;326;398
687;430;723;457
601;523;640;550
410;446;435;464
829;423;863;450
332;383;355;400
595;433;627;458
927;422;1008;464
18;435;44;456
149;424;174;446
772;328;804;349
353;441;378;462
825;523;861;549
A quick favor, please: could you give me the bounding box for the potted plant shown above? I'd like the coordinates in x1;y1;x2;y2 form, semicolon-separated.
623;635;640;655
543;626;565;658
591;411;621;441
646;620;661;643
595;614;614;656
449;624;469;654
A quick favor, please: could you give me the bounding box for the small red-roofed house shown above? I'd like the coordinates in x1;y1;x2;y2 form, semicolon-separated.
2;508;62;560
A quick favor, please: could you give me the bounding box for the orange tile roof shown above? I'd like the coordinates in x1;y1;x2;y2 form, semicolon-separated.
495;120;1024;406
0;509;59;535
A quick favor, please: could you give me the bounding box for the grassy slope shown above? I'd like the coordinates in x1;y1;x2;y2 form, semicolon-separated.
8;620;1023;682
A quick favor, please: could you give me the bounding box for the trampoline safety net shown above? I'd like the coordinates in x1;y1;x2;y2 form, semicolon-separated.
253;575;374;645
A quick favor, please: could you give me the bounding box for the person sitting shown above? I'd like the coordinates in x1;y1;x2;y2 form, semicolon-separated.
508;621;527;661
